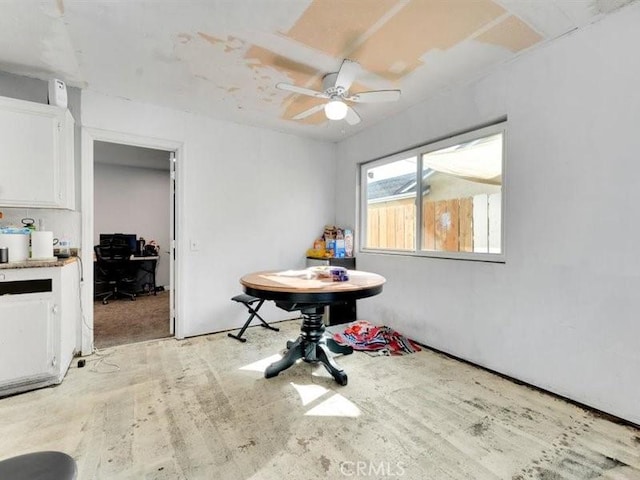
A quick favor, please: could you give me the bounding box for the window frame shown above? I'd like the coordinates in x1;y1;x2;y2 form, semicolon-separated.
359;121;507;263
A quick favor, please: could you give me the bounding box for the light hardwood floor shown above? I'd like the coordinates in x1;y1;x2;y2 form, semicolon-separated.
0;320;638;479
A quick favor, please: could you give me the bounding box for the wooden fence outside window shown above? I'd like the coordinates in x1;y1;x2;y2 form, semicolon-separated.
366;194;500;253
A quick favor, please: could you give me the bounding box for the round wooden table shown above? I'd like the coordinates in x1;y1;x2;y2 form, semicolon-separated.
240;269;385;385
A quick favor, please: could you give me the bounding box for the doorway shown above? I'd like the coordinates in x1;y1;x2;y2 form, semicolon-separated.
80;128;182;355
92;142;173;348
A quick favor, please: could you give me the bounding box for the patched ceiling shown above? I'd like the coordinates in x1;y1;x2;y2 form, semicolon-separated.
0;0;635;141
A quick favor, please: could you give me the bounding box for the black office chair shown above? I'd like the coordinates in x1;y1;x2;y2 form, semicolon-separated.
94;242;137;304
0;451;77;479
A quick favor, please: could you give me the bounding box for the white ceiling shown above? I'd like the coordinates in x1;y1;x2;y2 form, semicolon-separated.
0;0;635;142
94;141;171;171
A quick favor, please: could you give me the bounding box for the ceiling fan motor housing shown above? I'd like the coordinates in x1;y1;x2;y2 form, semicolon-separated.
322;72;345;96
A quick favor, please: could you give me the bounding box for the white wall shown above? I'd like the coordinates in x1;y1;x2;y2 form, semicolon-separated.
0;207;81;249
335;4;640;424
82;91;336;337
94;162;171;288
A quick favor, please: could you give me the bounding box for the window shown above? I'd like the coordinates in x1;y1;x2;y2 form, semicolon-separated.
360;122;505;261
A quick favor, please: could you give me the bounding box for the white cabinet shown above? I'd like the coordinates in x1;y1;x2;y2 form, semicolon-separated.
0;95;75;209
0;262;80;396
0;295;56;386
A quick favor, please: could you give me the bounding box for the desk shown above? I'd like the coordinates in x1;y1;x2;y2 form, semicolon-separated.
130;255;159;294
94;255;158;294
240;269;385;385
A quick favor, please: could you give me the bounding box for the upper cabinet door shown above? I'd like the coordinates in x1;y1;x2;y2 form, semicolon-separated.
0;96;75;209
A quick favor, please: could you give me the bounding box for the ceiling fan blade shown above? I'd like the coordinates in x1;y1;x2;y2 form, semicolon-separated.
345;106;361;125
334;59;359;91
346;89;401;103
276;83;328;99
292;103;326;120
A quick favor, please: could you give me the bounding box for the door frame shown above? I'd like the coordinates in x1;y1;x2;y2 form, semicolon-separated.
80;127;184;355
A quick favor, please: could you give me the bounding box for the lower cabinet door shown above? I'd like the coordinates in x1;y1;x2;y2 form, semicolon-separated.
0;294;55;391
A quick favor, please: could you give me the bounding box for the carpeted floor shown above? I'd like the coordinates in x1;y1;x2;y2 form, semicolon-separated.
93;290;171;348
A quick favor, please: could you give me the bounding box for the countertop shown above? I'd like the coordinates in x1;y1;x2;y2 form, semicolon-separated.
0;256;78;270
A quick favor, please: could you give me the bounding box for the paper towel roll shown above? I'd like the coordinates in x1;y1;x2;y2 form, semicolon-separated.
31;231;55;259
0;233;29;262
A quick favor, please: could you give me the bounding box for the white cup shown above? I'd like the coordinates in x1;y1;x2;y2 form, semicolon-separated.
58;239;71;258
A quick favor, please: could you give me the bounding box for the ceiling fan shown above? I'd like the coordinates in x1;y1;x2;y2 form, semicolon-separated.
276;59;401;125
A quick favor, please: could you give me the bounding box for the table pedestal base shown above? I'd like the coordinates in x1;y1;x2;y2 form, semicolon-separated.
264;307;353;385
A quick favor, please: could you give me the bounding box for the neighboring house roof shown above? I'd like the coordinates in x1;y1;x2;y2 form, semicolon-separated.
367;171;431;201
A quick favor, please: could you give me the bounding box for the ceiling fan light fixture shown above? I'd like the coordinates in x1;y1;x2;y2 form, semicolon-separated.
324;100;348;120
277;59;400;125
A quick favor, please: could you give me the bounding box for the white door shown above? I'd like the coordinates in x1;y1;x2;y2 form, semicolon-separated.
169;151;176;335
